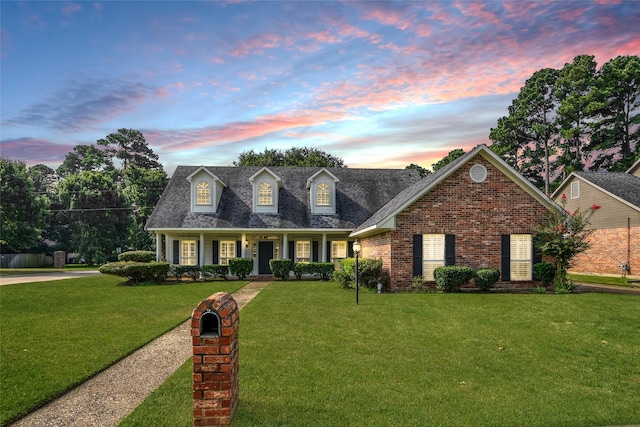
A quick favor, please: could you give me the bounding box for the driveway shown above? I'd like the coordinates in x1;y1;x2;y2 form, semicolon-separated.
0;270;101;286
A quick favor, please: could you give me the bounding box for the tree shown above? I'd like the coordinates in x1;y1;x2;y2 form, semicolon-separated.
405;163;431;177
534;194;600;293
234;147;345;167
0;157;48;252
589;55;640;171
57;144;113;177
431;149;465;171
97;128;162;170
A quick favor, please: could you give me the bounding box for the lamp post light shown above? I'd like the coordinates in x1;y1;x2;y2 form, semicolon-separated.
352;239;361;305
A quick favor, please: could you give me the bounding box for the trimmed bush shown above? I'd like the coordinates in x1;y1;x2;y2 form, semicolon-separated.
433;266;474;292
533;262;555;287
228;258;253;279
270;259;293;280
99;261;170;284
170;265;201;281
293;262;335;280
118;251;156;263
333;258;386;289
201;264;229;280
474;268;500;291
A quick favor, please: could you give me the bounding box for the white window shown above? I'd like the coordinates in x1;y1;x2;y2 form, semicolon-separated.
571;181;580;199
196;181;211;205
296;241;311;262
510;234;532;281
181;240;197;265
317;183;330;206
220;241;236;266
332;241;347;259
423;234;445;281
258;182;272;205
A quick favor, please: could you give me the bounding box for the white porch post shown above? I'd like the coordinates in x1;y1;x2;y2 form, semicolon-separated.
282;233;289;259
156;233;162;261
200;233;205;265
321;233;327;262
242;232;247;258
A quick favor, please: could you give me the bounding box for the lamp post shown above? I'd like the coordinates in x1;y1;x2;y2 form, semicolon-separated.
352;239;361;305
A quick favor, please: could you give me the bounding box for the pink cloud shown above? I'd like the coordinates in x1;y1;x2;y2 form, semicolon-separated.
0;138;75;167
232;33;282;57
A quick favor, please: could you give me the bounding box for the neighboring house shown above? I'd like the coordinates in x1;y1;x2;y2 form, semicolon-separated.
551;158;640;277
146;145;557;290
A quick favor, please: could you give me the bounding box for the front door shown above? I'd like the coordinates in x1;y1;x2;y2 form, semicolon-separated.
258;241;274;274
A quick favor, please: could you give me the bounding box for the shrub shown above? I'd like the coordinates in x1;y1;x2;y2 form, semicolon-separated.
201;264;229;280
474;268;500;291
270;259;293;280
533;262;555;287
228;258;253;279
170;265;201;281
118;250;156;263
293;262;334;280
99;261;170;285
333;258;386;289
433;266;474;292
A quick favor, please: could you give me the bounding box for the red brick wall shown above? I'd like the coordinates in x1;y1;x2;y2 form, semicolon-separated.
368;155;550;290
192;292;239;426
569;226;639;276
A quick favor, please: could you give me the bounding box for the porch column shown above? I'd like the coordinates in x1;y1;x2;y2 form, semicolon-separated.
156;233;162;262
282;233;289;259
200;233;205;265
242;232;247;258
321;234;327;262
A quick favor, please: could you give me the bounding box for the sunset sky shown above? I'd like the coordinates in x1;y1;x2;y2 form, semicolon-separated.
2;1;639;175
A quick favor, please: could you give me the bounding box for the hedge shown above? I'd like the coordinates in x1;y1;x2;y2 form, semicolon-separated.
201;265;229;280
99;261;170;284
270;259;293;280
118;250;156;263
333;258;387;289
474;268;500;291
433;266;474;292
293;262;334;280
228;258;253;279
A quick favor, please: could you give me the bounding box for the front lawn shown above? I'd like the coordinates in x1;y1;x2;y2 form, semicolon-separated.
0;276;245;425
121;281;640;427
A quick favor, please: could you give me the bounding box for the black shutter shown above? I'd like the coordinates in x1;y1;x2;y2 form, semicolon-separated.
236;241;242;258
312;241;319;262
445;235;455;266
413;234;423;277
197;240;201;265
173;240;180;264
532;235;542;265
326;241;332;261
501;235;510;281
212;240;219;264
347;241;354;258
289;240;295;261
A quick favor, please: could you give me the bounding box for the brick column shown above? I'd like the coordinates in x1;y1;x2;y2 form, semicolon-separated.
191;292;239;426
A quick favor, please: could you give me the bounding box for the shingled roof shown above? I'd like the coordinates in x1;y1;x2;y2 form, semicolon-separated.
146;166;422;231
573;171;640;210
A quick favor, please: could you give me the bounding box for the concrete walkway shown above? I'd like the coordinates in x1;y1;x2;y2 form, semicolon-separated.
9;280;271;427
0;270;100;285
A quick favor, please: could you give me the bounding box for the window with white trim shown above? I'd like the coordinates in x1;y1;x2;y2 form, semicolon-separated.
296;241;311;262
181;240;197;265
196;181;211;205
258;182;273;205
220;241;236;266
571;181;580;199
317;183;330;206
332;241;347;259
423;234;445;281
510;234;532;280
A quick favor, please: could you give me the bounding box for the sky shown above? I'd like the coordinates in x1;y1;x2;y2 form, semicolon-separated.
1;1;639;176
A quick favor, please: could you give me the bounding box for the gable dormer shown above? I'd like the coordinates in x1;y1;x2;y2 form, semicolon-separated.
187;167;227;213
307;168;339;215
249;167;281;214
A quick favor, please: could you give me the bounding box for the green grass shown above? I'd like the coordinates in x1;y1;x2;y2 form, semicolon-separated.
569;273;634;287
122;281;640;427
0;276;245;425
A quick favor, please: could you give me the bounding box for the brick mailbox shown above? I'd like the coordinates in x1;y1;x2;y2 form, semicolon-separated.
191;292;239;426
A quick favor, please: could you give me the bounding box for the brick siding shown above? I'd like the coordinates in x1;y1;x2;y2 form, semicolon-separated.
569;226;639;276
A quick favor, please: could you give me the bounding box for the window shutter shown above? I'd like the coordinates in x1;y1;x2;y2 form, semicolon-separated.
312;241;319;262
212;240;219;264
501;235;510;280
413;234;423;277
326;241;332;261
197;241;201;266
532;236;542;265
173;240;180;264
347;241;354;258
236;241;242;258
445;235;455;266
289;241;295;261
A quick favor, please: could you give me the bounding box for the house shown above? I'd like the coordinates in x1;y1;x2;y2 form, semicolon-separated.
551;158;640;277
146;145;557;289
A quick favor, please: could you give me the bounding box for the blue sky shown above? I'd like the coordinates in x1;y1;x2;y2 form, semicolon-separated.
2;1;639;175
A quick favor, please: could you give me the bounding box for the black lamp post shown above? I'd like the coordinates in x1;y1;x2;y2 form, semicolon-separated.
352;239;361;304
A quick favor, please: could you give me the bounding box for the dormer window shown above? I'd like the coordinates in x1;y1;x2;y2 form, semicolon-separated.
317;183;330;206
258;182;273;205
196;181;211;205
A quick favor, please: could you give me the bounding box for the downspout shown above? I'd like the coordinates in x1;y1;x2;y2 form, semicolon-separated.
628;217;631;273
